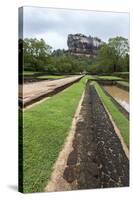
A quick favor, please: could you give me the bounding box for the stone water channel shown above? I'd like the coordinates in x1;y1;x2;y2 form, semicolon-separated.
103;85;129;112
45;81;129;191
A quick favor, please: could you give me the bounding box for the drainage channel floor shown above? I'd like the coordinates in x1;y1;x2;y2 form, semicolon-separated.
45;82;129;192
63;82;129;189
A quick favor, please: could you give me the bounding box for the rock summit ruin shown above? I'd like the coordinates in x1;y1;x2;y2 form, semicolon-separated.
67;33;104;56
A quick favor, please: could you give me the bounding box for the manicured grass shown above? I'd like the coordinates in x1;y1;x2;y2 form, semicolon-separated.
97;76;122;80
117;81;129;87
113;72;129;75
37;75;65;79
23;71;37;75
87;75;97;80
112;72;129;79
87;75;122;81
23;77;86;193
87;75;94;79
92;81;129;146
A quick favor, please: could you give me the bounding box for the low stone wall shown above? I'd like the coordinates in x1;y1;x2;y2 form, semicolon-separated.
98;80;129;91
97;80;116;85
116;82;129;91
101;86;129;119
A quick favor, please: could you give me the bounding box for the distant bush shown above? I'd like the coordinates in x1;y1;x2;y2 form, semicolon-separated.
19;37;129;75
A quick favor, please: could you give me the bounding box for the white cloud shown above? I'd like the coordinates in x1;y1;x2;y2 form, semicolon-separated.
36;32;68;49
22;6;129;50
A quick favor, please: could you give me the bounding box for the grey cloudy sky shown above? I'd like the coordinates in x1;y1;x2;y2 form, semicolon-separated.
23;6;129;50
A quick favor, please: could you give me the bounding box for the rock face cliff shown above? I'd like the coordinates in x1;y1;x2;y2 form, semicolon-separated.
67;34;104;56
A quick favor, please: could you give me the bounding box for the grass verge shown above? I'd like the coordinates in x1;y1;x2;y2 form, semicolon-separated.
117;81;129;87
113;72;129;75
37;75;65;79
87;75;97;80
97;76;122;80
22;77;86;193
23;71;38;75
91;81;129;146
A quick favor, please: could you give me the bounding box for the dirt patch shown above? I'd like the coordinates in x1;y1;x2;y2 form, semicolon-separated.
63;84;101;189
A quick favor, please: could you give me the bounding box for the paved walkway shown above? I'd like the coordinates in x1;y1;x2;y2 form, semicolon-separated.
19;76;83;106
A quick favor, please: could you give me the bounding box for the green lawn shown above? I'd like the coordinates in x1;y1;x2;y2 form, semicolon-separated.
87;75;97;80
92;81;129;146
22;77;86;193
97;76;122;80
37;75;66;79
23;71;37;76
113;72;129;75
117;81;129;87
111;72;129;79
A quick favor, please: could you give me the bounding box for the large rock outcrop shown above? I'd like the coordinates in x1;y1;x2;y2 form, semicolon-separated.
67;34;104;56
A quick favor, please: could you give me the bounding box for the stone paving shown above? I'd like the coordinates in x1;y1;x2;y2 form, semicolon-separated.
19;75;82;107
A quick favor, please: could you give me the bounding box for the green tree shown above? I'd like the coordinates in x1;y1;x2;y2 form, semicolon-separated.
108;37;129;72
96;36;129;72
23;38;52;71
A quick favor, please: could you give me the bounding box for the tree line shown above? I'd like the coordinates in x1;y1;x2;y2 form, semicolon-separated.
19;36;129;74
